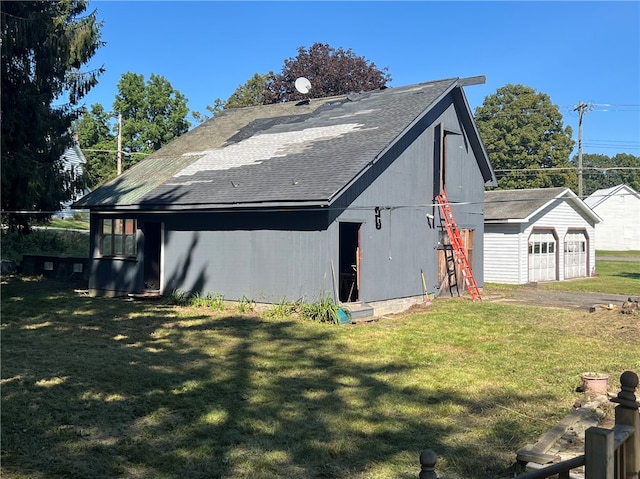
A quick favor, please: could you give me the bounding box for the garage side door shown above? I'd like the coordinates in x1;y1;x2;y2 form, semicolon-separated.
565;231;587;279
528;230;557;282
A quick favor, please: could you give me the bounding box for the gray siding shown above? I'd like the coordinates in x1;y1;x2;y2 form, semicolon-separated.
163;226;332;302
87;93;489;302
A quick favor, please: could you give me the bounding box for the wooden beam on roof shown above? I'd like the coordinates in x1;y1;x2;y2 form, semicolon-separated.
458;75;486;87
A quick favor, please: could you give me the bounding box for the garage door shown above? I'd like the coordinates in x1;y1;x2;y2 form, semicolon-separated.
528;230;557;282
565;231;587;279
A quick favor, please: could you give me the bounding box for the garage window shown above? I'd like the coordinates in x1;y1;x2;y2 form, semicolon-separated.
99;219;137;257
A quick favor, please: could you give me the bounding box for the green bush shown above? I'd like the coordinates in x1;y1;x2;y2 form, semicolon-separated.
1;230;89;262
299;295;340;324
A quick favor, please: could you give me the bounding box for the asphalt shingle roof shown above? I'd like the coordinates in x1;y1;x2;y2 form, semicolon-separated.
76;78;479;210
484;187;600;223
484;187;570;221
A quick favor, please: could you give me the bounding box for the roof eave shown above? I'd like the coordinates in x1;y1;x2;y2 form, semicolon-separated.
86;199;332;213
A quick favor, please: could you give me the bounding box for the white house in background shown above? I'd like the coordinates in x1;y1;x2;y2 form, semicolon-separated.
484;187;601;285
56;142;89;219
584;184;640;251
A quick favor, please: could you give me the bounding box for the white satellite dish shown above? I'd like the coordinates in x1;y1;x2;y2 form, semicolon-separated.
294;77;312;94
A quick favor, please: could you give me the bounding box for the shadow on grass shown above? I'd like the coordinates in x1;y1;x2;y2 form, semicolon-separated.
2;276;550;479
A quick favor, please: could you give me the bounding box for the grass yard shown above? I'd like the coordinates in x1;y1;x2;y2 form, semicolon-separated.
536;258;640;295
1;260;639;478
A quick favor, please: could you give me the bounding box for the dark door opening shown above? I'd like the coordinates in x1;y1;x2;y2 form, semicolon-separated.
339;222;361;302
143;222;161;291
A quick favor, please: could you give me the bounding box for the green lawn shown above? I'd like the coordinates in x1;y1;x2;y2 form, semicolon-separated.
535;259;640;295
596;250;640;258
47;218;90;231
2;269;639;479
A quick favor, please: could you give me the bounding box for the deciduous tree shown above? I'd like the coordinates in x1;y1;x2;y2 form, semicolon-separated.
75;104;117;188
1;0;103;231
475;84;576;190
193;42;391;119
578;153;640;196
78;72;191;185
264;43;391;103
114;72;190;162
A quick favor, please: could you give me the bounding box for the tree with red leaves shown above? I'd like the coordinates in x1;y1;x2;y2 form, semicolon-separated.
263;43;391;104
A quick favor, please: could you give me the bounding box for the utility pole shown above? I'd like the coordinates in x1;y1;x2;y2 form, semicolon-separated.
117;112;123;176
574;101;591;198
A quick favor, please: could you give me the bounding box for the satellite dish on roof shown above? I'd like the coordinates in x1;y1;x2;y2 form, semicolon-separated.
295;77;312;94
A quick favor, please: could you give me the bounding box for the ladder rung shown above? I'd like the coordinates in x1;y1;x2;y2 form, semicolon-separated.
436;193;482;301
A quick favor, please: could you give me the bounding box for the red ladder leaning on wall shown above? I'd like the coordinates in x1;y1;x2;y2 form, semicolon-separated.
435;191;482;301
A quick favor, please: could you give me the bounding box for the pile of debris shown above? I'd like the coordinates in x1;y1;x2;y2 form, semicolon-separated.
621;297;640;315
589;296;639;315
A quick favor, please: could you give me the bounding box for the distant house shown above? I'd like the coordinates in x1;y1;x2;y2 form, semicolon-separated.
56;142;89;219
484;187;601;284
73;77;496;315
584;184;640;251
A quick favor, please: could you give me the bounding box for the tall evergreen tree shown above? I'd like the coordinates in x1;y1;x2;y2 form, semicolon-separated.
1;0;103;231
475;84;576;191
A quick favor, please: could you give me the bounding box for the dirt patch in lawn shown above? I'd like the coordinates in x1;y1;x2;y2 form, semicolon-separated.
453;287;640;345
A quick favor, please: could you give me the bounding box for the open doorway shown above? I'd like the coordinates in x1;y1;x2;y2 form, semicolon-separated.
339;222;361;303
143;221;162;291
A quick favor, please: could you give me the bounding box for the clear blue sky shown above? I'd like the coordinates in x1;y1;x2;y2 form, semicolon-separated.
82;1;640;158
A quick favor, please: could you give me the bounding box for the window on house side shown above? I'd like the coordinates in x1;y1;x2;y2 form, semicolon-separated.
99;219;137;257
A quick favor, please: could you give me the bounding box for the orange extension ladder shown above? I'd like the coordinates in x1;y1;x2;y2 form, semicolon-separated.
435;192;482;301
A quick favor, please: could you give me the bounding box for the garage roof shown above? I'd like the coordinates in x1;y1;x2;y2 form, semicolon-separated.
484;187;601;223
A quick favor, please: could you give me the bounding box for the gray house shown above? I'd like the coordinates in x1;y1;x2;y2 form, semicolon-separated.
74;77;496;314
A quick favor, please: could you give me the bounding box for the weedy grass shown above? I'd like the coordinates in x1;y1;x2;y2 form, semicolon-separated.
2;270;639;479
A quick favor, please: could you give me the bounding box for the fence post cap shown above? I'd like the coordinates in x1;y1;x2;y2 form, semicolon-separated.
610;370;639;409
419;449;438;478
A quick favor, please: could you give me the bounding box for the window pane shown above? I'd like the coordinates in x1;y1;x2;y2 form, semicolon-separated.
114;236;123;255
124;235;135;255
125;219;136;235
102;236;112;256
114;219;123;235
102;219;112;234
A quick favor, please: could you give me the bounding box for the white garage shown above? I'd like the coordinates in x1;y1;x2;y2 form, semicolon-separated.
484;187;601;285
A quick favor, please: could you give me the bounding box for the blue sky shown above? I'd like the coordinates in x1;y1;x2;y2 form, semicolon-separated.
81;1;640;158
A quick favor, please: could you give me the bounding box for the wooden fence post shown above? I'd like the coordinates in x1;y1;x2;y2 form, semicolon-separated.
610;370;640;479
419;449;438;479
585;426;614;479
